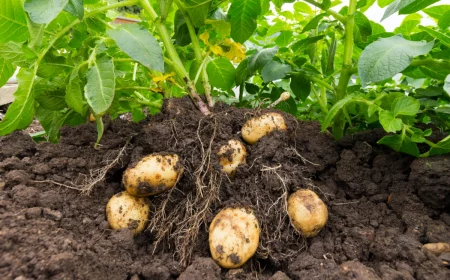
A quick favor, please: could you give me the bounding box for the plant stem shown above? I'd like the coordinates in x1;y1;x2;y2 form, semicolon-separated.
116;86;155;91
302;0;346;23
175;0;213;107
139;0;211;115
332;0;357;139
311;87;328;114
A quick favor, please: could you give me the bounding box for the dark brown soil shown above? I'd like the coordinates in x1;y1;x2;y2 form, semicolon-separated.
1;97;449;280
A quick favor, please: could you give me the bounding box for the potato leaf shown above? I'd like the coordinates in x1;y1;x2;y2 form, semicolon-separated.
84;56;115;115
248;46;278;74
228;0;261;43
206;57;236;90
0;0;30;43
261;61;291;82
24;0;69;24
0;58;14;88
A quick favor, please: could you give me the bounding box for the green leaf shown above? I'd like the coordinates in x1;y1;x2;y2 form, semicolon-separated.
228;0;261;43
235;58;250;85
379;110;403;132
378;0;395;8
429;135;450;156
438;10;450;29
392;96;420;116
423;4;450;20
64;0;84;20
302;13;326;33
370;21;386;34
34;79;67;111
0;0;30;43
206;57;236;90
293;1;313;14
84;56;115;115
36;107;78;143
24;0;69;24
0;68;35;135
378;134;420;157
382;0;439;21
37;55;71;79
354;11;372;43
418;26;450;48
248;46;278;74
394;13;421;35
358;35;434;85
322;94;355;131
444;74;450;95
291;35;325;54
66;67;87;115
173;10;191;46
290;76;310;101
420;65;450;80
185;0;211;27
0;42;27;66
275;30;293;47
0;58;14;88
261;61;291;82
108;25;164;72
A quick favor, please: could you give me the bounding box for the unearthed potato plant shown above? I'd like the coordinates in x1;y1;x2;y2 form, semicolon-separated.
209;207;260;268
287;189;328;237
106;191;150;235
217;139;247;176
241;113;287;145
123;154;183;197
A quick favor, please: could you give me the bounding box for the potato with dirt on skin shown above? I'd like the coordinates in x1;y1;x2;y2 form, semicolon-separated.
217;139;247;176
123;154;183;197
209;207;260;268
241;112;287;145
422;242;450;255
106;191;150;235
287;189;328;237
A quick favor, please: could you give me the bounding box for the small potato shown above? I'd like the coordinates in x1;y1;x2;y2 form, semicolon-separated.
217;140;247;176
241;112;287;144
123;154;183;197
209;208;260;268
287;189;328;237
422;243;450;256
106;191;150;235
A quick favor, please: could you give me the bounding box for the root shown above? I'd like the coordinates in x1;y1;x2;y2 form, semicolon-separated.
33;137;133;195
148;118;221;266
288;147;320;166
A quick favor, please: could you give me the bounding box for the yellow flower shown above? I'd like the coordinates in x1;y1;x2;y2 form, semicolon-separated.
152;72;176;83
199;32;210;45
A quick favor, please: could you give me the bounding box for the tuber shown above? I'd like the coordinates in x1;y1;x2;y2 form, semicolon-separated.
217;139;247;176
241;112;287;144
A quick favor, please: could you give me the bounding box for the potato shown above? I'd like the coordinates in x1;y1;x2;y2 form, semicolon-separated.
217;139;247;176
287;189;328;237
422;243;450;256
123;154;183;196
241;112;287;144
106;191;150;235
209;207;260;268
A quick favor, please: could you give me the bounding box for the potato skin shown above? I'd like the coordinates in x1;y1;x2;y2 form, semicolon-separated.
241;112;287;145
209;207;260;268
422;243;450;255
287;189;328;237
217;140;247;176
123;154;183;197
106;191;150;235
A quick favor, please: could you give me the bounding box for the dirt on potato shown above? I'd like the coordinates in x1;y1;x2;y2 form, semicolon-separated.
0;97;449;280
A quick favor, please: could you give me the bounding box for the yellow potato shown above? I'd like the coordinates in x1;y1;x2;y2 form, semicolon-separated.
287;189;328;237
123;154;183;196
241;112;287;144
106;191;150;235
209;207;260;268
217;139;247;176
422;243;450;255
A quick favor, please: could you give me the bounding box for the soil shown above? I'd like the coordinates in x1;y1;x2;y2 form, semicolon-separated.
1;97;449;280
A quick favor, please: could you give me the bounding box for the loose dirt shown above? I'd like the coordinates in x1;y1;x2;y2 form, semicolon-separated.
1;97;449;279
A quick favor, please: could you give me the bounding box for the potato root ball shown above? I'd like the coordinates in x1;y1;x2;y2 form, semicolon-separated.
123;154;183;197
106;191;150;235
209;207;260;268
287;189;328;237
241;112;287;144
217;139;247;176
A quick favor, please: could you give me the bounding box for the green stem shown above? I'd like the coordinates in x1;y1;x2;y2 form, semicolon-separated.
405;127;437;148
311;87;328;114
116;86;154;91
308;75;334;91
332;0;357;139
175;0;213;107
139;0;211;115
302;0;346;23
119;97;162;109
410;58;450;69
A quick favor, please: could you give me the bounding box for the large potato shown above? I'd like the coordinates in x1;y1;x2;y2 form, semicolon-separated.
217;139;247;176
123;154;183;196
287;189;328;237
241;112;287;144
106;191;150;235
209;207;260;268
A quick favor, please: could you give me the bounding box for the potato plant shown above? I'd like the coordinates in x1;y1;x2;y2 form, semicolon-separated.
0;0;449;156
